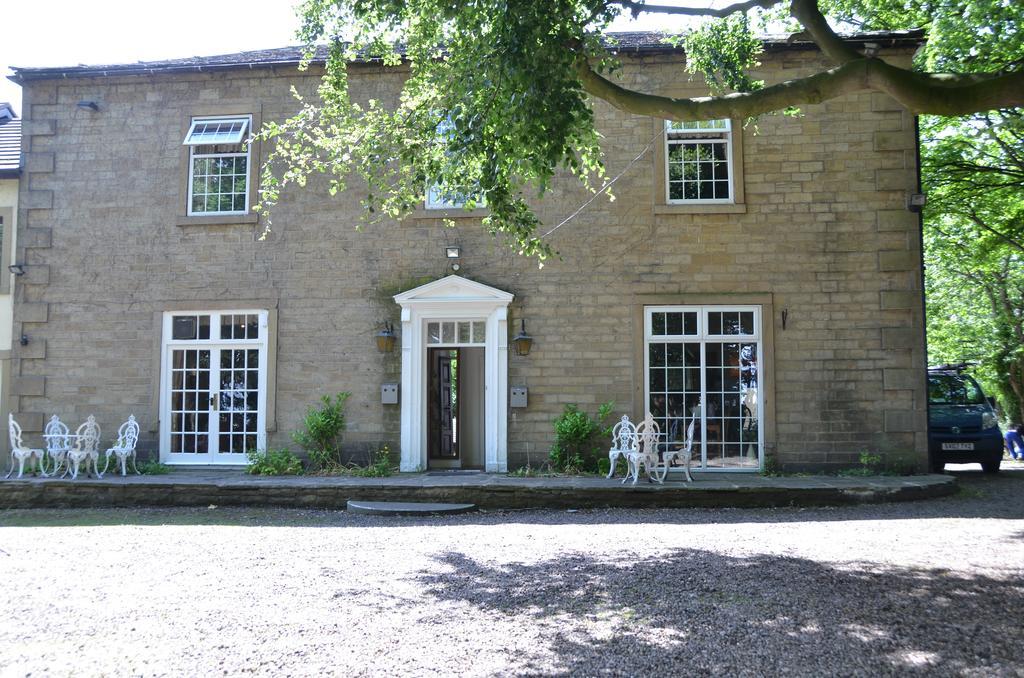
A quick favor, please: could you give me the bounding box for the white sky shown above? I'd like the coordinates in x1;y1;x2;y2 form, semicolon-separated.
0;0;692;115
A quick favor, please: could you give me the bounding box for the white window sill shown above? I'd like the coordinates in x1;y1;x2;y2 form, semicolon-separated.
654;203;747;215
176;213;259;227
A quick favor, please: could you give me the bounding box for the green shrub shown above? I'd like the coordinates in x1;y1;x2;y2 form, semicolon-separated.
347;445;395;478
549;402;614;473
838;451;884;477
293;392;352;471
246;448;304;476
137;460;172;475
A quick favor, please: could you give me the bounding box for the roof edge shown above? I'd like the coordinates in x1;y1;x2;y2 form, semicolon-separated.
10;29;926;83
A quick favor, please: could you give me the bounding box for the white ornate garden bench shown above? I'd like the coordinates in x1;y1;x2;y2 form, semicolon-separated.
102;415;141;476
607;412;696;485
42;414;73;478
606;415;638;479
6;413;45;479
63;415;102;480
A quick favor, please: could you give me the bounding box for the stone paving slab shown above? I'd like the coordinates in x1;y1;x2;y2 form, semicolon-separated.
0;469;957;510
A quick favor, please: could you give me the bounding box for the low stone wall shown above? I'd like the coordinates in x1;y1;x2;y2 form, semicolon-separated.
0;474;957;511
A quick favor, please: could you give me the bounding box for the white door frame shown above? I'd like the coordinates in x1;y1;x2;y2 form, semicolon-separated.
643;305;764;472
394;275;513;472
158;310;268;465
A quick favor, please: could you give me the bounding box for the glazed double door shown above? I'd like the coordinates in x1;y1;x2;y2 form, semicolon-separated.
162;344;265;464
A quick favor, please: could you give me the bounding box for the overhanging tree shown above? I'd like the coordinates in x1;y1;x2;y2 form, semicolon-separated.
923;110;1024;422
258;0;1024;257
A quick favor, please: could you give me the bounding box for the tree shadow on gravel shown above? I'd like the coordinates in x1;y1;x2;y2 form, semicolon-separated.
418;549;1024;676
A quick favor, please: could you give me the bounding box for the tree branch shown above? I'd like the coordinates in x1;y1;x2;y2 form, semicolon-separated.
575;54;1024;119
963;210;1024;253
790;0;862;65
612;0;783;18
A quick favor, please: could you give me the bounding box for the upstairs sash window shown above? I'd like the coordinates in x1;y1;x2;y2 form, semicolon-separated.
184;116;251;215
665;119;733;203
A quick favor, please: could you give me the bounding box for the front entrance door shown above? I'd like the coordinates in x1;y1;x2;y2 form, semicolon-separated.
394;276;514;472
428;348;459;465
160;311;268;465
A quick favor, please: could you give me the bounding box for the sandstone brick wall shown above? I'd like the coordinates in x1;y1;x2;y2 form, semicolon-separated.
12;46;927;472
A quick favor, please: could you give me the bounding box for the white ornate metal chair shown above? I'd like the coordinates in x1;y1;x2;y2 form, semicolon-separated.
625;413;661;485
102;415;140;476
657;416;696;483
6;413;45;479
64;415;102;480
606;415;638;479
42;415;72;478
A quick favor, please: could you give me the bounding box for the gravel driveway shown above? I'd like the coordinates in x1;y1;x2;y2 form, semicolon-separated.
2;467;1023;677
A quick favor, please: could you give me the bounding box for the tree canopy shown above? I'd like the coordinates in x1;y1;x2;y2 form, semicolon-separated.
257;0;1023;257
923;110;1024;422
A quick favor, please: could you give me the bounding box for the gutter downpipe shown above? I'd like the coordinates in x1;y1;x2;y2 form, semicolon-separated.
915;115;933;473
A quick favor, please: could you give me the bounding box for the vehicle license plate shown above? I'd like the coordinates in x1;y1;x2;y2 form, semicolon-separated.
942;442;974;451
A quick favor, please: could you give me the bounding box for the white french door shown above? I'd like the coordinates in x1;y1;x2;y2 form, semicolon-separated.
159;311;268;465
644;305;763;471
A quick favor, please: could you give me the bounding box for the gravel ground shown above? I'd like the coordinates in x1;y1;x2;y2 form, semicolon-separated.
1;466;1023;677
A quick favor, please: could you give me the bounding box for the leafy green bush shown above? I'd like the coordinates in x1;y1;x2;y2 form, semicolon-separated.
137;460;172;475
293;392;352;471
346;445;395;477
246;448;304;476
838;451;885;477
549;402;614;473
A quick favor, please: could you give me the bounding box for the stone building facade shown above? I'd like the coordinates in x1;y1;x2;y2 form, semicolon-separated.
9;32;928;473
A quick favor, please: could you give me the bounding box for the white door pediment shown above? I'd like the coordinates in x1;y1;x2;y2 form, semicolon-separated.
394;275;513;473
394;275;515;306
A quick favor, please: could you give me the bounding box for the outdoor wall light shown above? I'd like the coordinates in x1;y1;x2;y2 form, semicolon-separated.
19;334;29;347
512;319;533;356
76;100;100;112
862;42;880;57
375;322;396;353
445;246;461;259
907;193;927;213
8;264;25;276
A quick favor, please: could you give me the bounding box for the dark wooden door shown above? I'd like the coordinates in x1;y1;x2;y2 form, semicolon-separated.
428;348;459;460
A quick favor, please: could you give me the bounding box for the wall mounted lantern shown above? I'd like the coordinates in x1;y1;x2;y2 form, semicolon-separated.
512;319;533;356
907;193;927;213
76;101;100;112
8;264;25;276
375;322;396;353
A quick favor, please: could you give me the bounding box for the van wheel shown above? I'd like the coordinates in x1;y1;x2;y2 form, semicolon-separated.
981;459;1001;474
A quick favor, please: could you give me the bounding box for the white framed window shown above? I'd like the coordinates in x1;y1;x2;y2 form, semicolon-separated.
425;115;484;210
184;115;251;216
159;310;268;464
426;184;467;210
425;319;487;346
644;305;762;471
665;119;733;204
